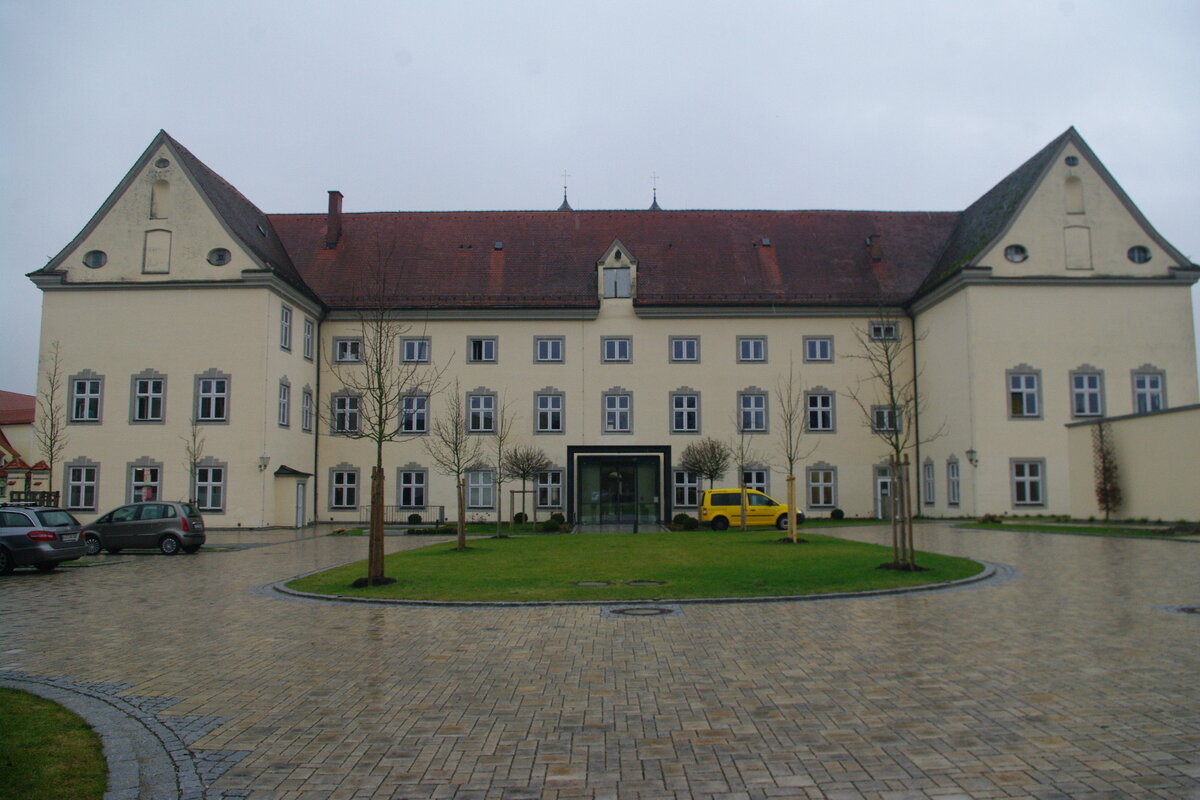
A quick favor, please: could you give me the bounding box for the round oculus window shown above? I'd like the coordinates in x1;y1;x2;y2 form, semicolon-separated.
1127;245;1151;264
1064;155;1079;166
154;157;170;168
1004;244;1029;263
207;248;231;266
82;250;107;268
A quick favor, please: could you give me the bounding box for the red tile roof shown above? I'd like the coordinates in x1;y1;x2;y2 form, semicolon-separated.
0;391;35;426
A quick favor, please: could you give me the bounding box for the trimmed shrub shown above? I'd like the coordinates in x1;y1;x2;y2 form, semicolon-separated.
407;513;422;525
830;508;845;520
513;512;528;524
540;519;561;532
673;513;692;525
550;512;566;524
979;513;1004;524
680;515;699;530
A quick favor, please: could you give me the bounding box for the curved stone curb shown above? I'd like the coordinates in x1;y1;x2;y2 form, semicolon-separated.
0;672;202;800
270;560;1000;608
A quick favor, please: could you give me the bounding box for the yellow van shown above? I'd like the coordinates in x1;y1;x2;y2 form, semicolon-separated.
698;489;804;530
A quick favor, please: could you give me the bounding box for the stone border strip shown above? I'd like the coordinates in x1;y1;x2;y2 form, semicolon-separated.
270;560;1001;608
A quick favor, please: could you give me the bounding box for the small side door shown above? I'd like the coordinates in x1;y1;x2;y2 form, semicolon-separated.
748;492;780;526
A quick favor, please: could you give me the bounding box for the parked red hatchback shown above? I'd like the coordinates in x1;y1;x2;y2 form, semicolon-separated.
83;501;206;556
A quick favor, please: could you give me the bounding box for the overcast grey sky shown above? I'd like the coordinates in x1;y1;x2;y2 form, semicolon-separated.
2;0;1197;395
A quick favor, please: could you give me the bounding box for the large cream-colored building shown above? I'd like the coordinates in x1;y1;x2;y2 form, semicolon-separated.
27;129;1199;527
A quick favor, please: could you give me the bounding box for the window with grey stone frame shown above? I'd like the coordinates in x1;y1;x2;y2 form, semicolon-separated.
467;468;495;509
669;336;700;363
868;321;899;341
301;386;314;432
601;336;632;363
602;388;633;434
400;393;429;434
805;463;837;509
923;458;935;505
194;369;231;424
803;336;834;363
946;457;961;506
1131;365;1167;414
280;304;292;351
738;388;769;433
467;389;496;433
1006;365;1041;419
194;456;227;513
742;468;769;495
736;335;767;363
333;337;362;363
805;387;835;433
64;456;100;511
129;369;167;424
533;336;564;364
330;391;360;434
302;317;314;360
402;337;430;364
396;465;427;508
670;388;700;434
278;378;291;427
537;468;564;508
1010;458;1046;507
127;456;163;503
1069;366;1105;418
534;388;564;434
673;469;700;507
69;369;104;424
871;405;902;433
329;464;360;509
467;336;497;363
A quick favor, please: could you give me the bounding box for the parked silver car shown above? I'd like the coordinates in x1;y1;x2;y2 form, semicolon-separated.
83;501;206;556
0;504;87;574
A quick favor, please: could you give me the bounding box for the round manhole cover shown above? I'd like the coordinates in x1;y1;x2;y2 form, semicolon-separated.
625;580;665;586
610;606;674;616
573;580;611;587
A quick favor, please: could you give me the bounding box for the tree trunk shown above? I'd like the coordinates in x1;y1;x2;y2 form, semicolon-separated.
368;466;385;582
456;478;467;550
890;457;900;567
786;473;797;543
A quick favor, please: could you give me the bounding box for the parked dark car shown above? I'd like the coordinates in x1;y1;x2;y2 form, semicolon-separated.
0;505;87;574
83;501;206;556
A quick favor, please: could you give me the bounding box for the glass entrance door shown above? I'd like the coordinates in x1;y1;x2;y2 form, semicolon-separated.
577;456;660;525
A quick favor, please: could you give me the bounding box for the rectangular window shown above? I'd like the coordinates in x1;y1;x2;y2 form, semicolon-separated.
869;321;899;341
197;378;228;421
66;466;98;510
603;266;631;298
740;393;767;432
196;466;225;512
743;470;767;494
332;470;358;509
872;405;900;432
1008;372;1040;418
1012;459;1045;506
303;318;314;360
334;338;361;363
602;337;631;362
536;394;563;433
1071;372;1103;417
806;392;834;431
134;378;165;421
535;337;563;363
737;336;767;362
604;394;631;432
278;383;290;427
537;470;563;508
468;394;495;432
1133;372;1164;413
804;337;832;362
673;470;700;507
130;466;160;503
401;395;428;433
402;338;430;363
301;390;313;432
333;394;360;433
672;394;699;432
399;471;426;508
280;305;292;351
923;461;935;505
947;460;961;506
467;470;494;508
468;337;497;363
670;337;699;362
807;468;835;508
71;378;102;422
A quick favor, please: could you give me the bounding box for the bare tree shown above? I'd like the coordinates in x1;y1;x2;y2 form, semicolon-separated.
326;251;442;585
180;417;206;503
775;357;817;543
729;428;760;532
424;380;483;550
678;437;731;490
845;312;944;570
502;444;550;526
34;340;68;496
490;394;517;537
1092;422;1122;521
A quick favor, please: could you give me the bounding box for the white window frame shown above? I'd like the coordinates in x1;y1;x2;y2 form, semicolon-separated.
806;391;834;432
196;375;229;422
130;464;161;503
1011;459;1045;507
671;393;699;433
872;405;901;433
869;321;899;341
739;392;767;432
602;337;631;363
468;393;495;433
1071;370;1104;418
302;318;314;360
673;470;700;508
1132;370;1165;413
401;395;428;434
301;389;314;432
398;470;426;508
277;382;290;427
537;470;563;508
947;459;961;506
468;337;497;363
1007;368;1041;419
402;337;430;364
334;338;362;363
603;393;631;433
280;304;292;351
71;376;103;422
737;336;767;363
806;467;836;509
467;470;495;508
743;469;768;494
534;337;563;363
804;336;833;363
66;465;98;511
670;337;699;363
195;463;225;512
923;460;935;505
133;376;165;422
535;393;563;433
331;469;358;509
333;393;360;433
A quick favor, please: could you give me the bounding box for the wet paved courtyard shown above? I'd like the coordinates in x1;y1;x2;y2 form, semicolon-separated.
2;524;1198;799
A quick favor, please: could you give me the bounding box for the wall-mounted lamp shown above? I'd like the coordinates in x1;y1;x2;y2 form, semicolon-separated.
965;448;978;467
258;454;271;472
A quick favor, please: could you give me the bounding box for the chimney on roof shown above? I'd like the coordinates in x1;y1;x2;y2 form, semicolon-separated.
866;234;883;263
325;190;343;249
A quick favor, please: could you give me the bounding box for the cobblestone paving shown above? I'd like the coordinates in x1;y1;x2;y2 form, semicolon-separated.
2;525;1197;799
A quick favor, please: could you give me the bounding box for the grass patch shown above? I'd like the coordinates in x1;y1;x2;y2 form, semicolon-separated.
0;688;106;800
288;530;981;601
959;522;1187;538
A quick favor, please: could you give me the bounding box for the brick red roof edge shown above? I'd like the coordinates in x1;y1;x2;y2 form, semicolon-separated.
0;391;35;426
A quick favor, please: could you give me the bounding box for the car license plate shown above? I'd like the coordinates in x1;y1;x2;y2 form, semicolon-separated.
62;533;79;542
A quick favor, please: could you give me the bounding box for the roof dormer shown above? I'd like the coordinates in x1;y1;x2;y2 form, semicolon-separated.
598;239;637;299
